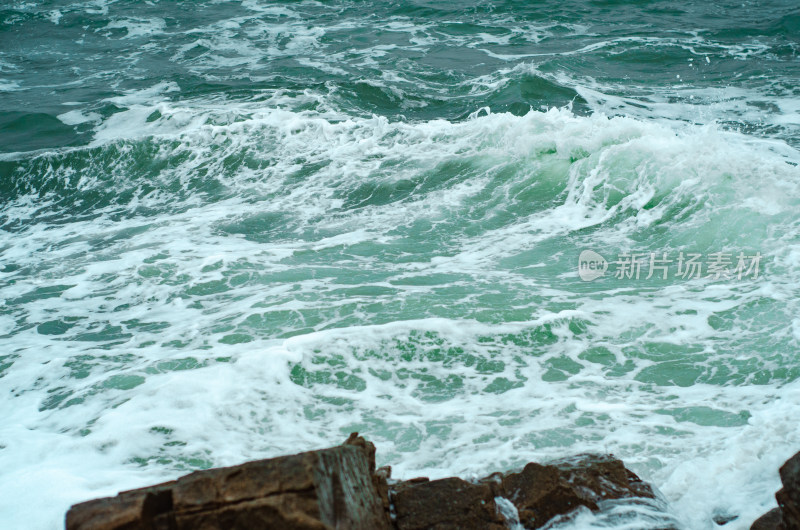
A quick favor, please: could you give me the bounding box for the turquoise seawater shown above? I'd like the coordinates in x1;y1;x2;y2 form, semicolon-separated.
1;1;799;528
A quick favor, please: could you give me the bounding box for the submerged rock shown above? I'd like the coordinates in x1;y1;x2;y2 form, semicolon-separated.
713;512;739;526
66;436;663;530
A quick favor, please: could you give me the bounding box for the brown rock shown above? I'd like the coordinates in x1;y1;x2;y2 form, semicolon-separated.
392;477;506;530
66;434;390;530
502;462;582;527
66;438;661;530
750;451;800;530
751;508;783;530
343;432;377;474
173;495;329;530
389;454;655;530
66;483;175;530
778;452;800;530
497;454;655;529
373;465;392;523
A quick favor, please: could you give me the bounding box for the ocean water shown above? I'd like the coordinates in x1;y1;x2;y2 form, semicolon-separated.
1;1;799;528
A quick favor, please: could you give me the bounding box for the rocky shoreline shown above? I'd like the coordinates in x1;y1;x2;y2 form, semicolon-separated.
65;434;799;530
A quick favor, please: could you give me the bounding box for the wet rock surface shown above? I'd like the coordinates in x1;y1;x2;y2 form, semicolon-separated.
66;435;663;530
496;454;656;528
